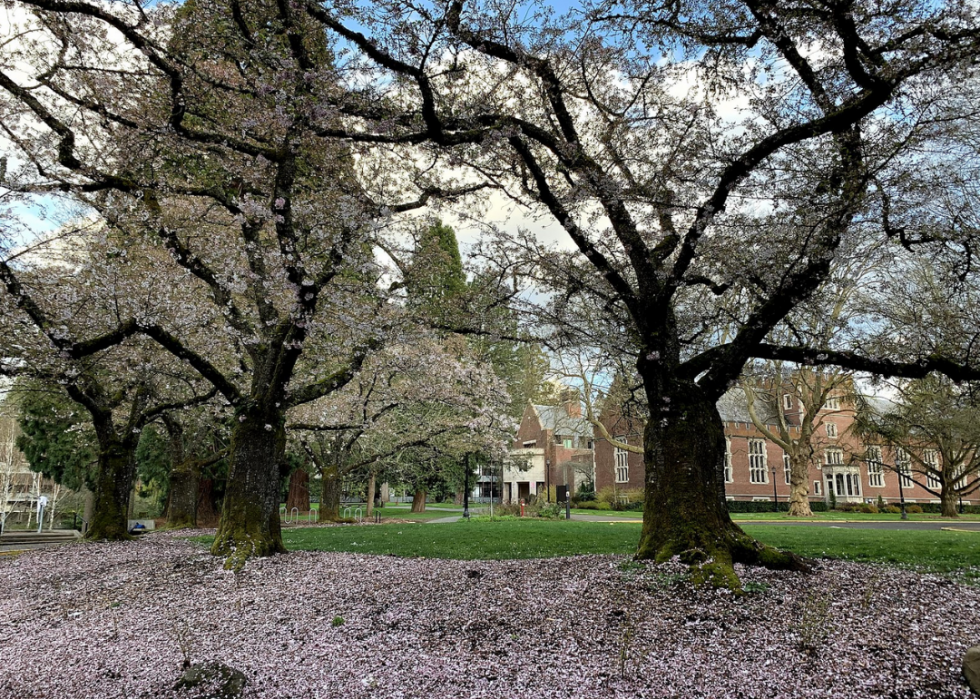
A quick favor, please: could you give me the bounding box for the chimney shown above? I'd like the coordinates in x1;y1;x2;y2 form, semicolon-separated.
560;388;582;418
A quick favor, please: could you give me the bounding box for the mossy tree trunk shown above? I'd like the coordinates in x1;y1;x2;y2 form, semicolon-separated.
88;430;138;541
211;410;287;569
318;462;343;521
167;464;200;529
635;360;808;588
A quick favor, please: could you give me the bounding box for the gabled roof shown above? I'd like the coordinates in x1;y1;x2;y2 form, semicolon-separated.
532;404;592;437
717;389;782;425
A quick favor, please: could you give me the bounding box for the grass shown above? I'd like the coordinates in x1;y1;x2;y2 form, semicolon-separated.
279;519;637;559
281;503;466;523
570;508;980;522
742;525;980;583
191;518;980;584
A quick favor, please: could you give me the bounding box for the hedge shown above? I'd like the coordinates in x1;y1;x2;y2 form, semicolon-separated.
724;500;829;513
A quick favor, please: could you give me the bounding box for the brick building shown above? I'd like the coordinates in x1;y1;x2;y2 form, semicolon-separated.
592;389;979;507
502;395;595;504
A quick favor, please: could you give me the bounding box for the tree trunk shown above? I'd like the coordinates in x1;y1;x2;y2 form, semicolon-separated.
635;371;807;588
318;464;342;521
167;461;200;529
82;487;94;534
366;471;376;518
197;478;220;526
940;484;959;518
787;454;814;517
286;468;310;512
211;414;287;569
411;490;426;513
87;435;138;541
454;489;463;506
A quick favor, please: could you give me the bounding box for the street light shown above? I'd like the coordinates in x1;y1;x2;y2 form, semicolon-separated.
545;458;551;503
896;460;908;520
771;465;779;512
463;453;470;520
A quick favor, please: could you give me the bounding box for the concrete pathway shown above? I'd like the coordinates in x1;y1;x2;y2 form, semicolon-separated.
0;530;81;553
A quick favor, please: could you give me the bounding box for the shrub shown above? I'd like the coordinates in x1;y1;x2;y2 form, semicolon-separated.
576;501;602;510
906;504;924;514
884;505;902;514
597;486;644;509
536;503;564;519
859;503;878;514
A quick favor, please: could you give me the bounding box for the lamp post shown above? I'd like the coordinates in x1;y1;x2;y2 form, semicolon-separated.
771;465;778;512
463;453;470;520
896;460;908;520
545;458;551;503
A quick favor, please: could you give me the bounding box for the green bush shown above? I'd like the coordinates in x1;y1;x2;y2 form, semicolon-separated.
906;504;924;514
537;503;564;519
884;505;902;514
860;503;879;514
723;500;828;513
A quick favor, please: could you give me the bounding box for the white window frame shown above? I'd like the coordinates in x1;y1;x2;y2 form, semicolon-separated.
749;439;768;484
724;438;733;483
897;448;913;488
824;395;840;411
783;394;793;411
562;438;574;449
924;450;941;490
829;471;861;498
825;422;838;439
783;453;791;485
866;446;885;488
813;480;821;496
825;448;844;467
615;443;629;484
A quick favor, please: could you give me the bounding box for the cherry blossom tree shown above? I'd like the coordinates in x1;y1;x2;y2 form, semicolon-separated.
281;0;980;587
0;228;219;539
5;0;980;586
289;336;512;518
0;0;487;565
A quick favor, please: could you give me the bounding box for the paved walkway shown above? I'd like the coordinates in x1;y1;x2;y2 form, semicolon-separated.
0;530;82;553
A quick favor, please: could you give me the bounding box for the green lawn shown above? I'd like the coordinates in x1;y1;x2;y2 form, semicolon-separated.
280;519;637;559
570;508;980;522
276;520;980;581
742;525;980;583
194;519;980;583
282;503;465;523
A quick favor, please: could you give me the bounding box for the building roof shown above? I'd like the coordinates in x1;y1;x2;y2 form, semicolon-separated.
532;404;593;437
717;389;783;425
